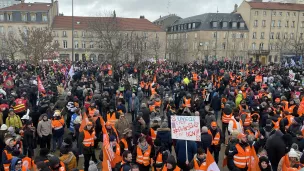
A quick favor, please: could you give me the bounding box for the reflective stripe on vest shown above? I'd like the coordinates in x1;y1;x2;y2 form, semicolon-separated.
193;159;207;171
150;128;157;141
184;98;191;108
136;145;151;166
83;130;95;147
222;113;232;123
3;150;12;171
120;138;128;151
208;130;221;145
107;112;117;126
233;144;251;169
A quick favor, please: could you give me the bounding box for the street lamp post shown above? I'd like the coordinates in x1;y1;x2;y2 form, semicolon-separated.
72;0;74;63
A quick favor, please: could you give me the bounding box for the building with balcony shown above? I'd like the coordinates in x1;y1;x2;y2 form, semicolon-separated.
237;1;304;64
166;13;249;62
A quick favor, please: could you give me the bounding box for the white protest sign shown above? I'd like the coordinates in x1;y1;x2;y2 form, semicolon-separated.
171;115;201;141
289;70;295;80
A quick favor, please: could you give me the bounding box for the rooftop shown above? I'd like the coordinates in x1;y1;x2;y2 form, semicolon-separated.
168;13;248;32
52;16;163;32
0;2;53;11
248;1;304;11
153;14;182;23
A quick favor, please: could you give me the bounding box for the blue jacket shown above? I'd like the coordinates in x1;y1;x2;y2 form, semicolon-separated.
128;97;139;113
10;157;21;171
69;113;78;132
175;140;197;163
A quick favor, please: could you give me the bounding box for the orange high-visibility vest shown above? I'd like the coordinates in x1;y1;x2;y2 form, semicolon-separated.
232;119;243;130
251;113;260;123
82;130;95;147
3;150;12;171
155;152;163;171
22;157;34;170
140;81;145;89
88;108;96;117
282;101;289;111
273;117;282;130
162;165;181;171
192;73;198;81
255;75;262;83
154;101;161;107
222;112;232;124
115;145;121;156
108;70;113;76
285;115;294;128
193;159;207;171
150;128;157;141
120;138;128;151
233;144;251;169
207;130;221;145
246;129;260;139
151;88;157;96
136;145;151;166
241;112;252;127
149;105;155;112
286;105;296;114
183;98;191;108
107;112;117;126
52;118;65;130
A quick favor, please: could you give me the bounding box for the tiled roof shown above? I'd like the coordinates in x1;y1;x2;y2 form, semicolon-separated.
153;14;181;23
52;16;163;32
168;13;248;32
248;1;304;11
0;2;53;11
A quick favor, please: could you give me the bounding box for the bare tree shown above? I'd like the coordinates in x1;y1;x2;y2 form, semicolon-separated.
167;33;188;62
290;36;304;57
17;28;59;65
275;32;292;61
87;11;125;63
125;31;150;63
149;35;162;61
229;37;239;62
0;33;19;60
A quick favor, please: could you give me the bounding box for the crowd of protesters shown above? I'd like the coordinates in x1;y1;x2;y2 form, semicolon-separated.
0;59;304;171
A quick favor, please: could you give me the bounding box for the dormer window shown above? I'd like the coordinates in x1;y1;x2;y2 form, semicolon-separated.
240;22;245;28
212;22;217;28
222;22;228;28
232;22;237;28
188;23;191;29
192;23;196;29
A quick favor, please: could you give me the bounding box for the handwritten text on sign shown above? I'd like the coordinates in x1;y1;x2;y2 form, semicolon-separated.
171;115;201;141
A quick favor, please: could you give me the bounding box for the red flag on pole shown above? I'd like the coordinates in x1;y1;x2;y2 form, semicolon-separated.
37;76;45;93
3;77;14;89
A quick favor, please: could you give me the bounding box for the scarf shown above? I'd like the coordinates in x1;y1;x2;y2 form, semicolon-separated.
139;142;148;152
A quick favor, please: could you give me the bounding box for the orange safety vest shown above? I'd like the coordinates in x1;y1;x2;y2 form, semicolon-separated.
255;75;262;83
241;112;252;127
145;82;150;90
232;119;243;130
183;98;191;108
136;145;151;166
82;130;95;147
154;101;161;107
162;165;181;171
251;113;260;123
201;89;206;99
58;161;66;171
120;138;128;151
285;115;294;128
88;108;96;117
193;159;207;171
3;150;12;171
140;81;145;89
22;157;34;170
222;112;232;124
246;129;260;139
282;101;289;111
155;152;163;171
273;117;282;130
114;145;121;156
286;105;296;114
149;105;155;112
192;73;198;81
108;70;113;76
52;118;65;130
13;99;27;113
107;112;117;126
151;88;157;96
233;144;251;169
221;98;227;109
150;128;157;141
207;130;221;145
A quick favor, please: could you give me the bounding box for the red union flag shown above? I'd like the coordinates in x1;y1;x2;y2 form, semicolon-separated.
3;77;14;89
37;76;45;93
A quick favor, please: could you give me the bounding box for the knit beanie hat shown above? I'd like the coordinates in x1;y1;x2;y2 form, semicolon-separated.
88;161;98;171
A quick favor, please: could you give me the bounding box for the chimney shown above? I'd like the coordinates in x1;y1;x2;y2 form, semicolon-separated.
113;10;116;18
140;15;145;19
234;4;238;12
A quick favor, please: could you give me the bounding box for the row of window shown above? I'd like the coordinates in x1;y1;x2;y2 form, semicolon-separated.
53;31;156;39
56;40;96;49
252;32;303;40
171;23;197;32
211;21;245;29
0;13;48;22
254;10;303;17
254;19;301;28
168;32;247;40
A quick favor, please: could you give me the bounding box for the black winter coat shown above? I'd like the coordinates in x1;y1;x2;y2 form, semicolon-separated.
265;130;286;170
198;133;212;152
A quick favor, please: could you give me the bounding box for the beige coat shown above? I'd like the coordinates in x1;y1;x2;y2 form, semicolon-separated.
115;118;130;138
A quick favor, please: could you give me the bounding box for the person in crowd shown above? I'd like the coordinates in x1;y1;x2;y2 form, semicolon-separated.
188;148;207;170
2;137;16;171
119;128;133;155
199;126;212;152
47;156;66;171
22;120;35;157
132;116;146;145
208;121;223;164
128;93;140;122
133;136;154;171
78;122;97;171
6;109;22;129
210;92;221;121
115;113;129;139
161;155;181;171
155;122;171;152
59;146;77;171
119;150;132;171
175;139;197;171
37;113;52;150
51;111;65;152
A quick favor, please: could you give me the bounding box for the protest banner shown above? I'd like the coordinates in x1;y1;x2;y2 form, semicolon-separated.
171;115;201;141
289;70;295;80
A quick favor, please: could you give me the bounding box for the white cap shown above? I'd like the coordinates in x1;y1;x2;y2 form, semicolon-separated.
288;148;300;158
0;124;7;130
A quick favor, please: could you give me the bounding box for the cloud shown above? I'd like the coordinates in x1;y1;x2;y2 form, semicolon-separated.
28;0;244;21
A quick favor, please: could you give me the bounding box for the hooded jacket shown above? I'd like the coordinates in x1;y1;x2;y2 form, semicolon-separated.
10;157;22;171
156;127;172;151
59;152;77;171
266;130;286;170
37;114;52;137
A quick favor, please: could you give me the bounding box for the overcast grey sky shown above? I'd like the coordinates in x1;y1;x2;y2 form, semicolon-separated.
28;0;247;21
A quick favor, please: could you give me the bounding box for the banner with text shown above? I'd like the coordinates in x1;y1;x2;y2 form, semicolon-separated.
171;115;201;141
